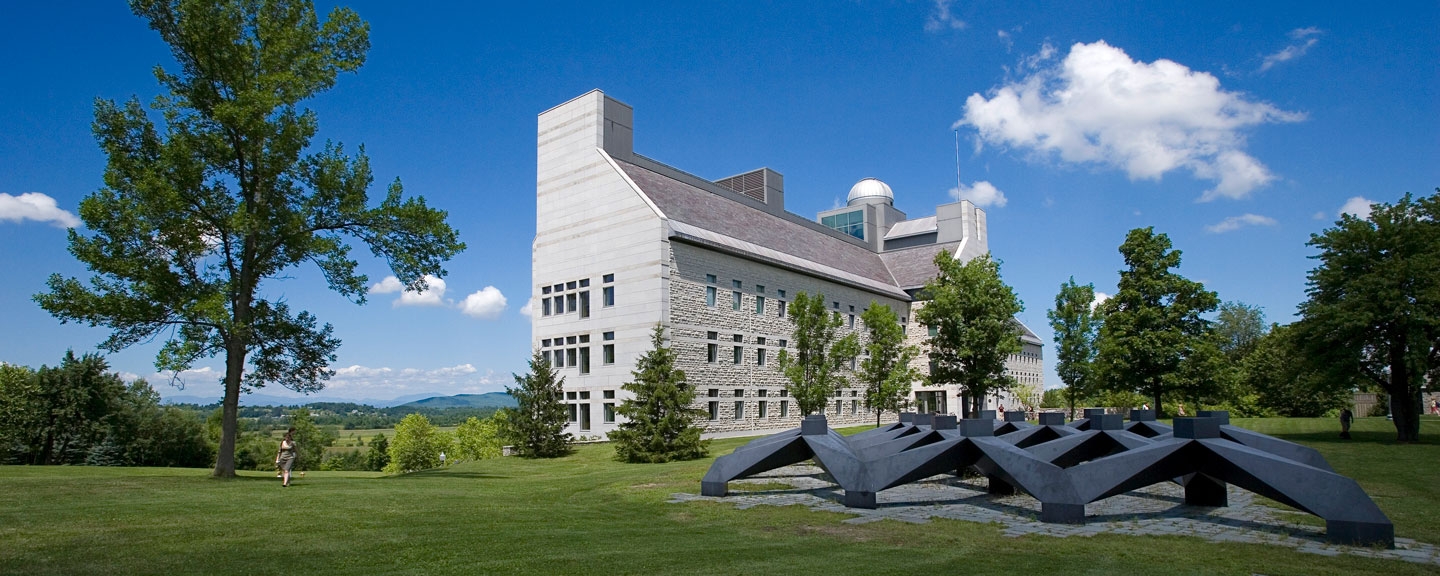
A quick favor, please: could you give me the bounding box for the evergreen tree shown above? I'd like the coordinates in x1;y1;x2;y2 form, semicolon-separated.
610;326;709;463
776;292;861;416
32;0;464;477
915;252;1024;417
1047;277;1101;418
503;352;572;458
858;302;923;426
1093;228;1218;416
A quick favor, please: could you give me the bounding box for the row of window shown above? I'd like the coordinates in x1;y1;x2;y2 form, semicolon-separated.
704;331;786;366
540;274;616;318
705;398;864;420
540;332;617;374
566;390;616;430
702;274;906;335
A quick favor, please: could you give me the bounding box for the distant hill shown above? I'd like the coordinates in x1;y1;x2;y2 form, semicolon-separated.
397;392;517;409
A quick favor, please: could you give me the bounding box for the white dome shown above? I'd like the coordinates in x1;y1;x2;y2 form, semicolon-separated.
847;177;894;206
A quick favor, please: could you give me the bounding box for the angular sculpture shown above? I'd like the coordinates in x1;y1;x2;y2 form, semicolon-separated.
700;412;1393;547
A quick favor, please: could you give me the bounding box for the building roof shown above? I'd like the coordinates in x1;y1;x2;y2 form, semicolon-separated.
876;242;961;290
615;159;901;290
883;216;938;240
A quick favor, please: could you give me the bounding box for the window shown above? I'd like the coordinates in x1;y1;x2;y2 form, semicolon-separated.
778;300;787;317
553;295;564;314
603;344;614;365
603;403;615;423
835;399;842;415
706;274;716;283
567;391;577;400
759;401;768;418
603;273;614;283
756;296;765;314
734;388;744;397
580;404;591;430
833;301;840;310
732;280;742;289
707;344;718;363
579;278;589;288
758;389;768;397
733;334;743;343
542;286;552;295
848;314;855;329
928;325;938;337
757;348;766;366
602;286;614;307
567;335;577;345
542;299;551;316
732;291;741;310
706;286;716;307
580;391;590;400
603;390;615;399
734;401;744;419
708;401;718;420
708;389;718;397
542;338;551;347
820;209;864;239
779;389;788;397
566;281;576;290
778;339;787;349
568;403;577;422
553;350;564;367
567;348;577;367
579;347;590;374
579;291;589;318
851;400;858;415
777;290;787;317
567;293;577;314
603;331;614;341
756;337;766;345
780;400;789;417
733;346;742;364
553;284;563;293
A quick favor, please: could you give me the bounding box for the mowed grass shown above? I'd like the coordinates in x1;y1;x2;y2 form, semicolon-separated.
0;418;1436;575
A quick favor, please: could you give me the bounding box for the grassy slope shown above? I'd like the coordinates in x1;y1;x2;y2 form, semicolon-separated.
0;417;1434;576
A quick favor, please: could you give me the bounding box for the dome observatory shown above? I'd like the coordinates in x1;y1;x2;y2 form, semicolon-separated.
847;177;894;206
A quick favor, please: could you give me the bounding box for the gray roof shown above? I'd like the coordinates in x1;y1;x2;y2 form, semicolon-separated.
877;242;961;290
616;159;900;288
884;216;937;239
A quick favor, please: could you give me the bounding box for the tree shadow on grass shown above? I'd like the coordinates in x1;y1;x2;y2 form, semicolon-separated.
380;470;510;480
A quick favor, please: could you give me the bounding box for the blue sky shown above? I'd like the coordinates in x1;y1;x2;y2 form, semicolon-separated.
2;1;1436;404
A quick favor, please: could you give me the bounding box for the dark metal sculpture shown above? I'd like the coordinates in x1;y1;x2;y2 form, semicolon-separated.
700;411;1393;547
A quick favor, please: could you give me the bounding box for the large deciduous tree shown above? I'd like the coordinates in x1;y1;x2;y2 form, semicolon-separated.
1296;191;1440;442
915;252;1024;417
777;292;861;416
859;302;923;426
610;326;709;463
504;352;572;458
1244;323;1353;417
1047;277;1101;419
32;1;463;477
1093;228;1218;416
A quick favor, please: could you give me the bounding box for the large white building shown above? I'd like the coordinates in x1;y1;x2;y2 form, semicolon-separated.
532;90;1042;437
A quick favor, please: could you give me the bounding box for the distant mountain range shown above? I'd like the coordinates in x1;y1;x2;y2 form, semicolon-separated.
162;391;513;409
395;392;517;409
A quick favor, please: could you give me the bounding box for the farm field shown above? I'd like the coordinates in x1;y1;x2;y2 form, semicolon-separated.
0;417;1435;575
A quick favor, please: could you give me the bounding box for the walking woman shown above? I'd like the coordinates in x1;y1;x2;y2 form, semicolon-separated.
275;428;297;487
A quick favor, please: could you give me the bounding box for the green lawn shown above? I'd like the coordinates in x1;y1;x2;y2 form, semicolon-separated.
0;417;1435;575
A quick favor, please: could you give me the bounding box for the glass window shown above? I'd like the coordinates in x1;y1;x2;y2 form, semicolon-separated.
568;403;577;422
778;339;787;349
733;346;742;364
820;209;864;239
579;334;589;343
708;401;718;420
579;279;589;287
732;334;743;342
567;391;577;400
542;298;551;316
567;336;577;345
706;286;716;307
603;403;615;423
603;344;614;365
553;295;564;314
707;344;717;363
579;347;590;374
756;337;766;345
553;350;564;367
603;273;614;283
603;390;615;399
542;338;551;347
580;391;590;400
777;289;786;299
566;281;576;290
734;401;744;419
732;291;741;310
758;389;768;397
567;348;577;367
757;348;766;366
579;291;589;318
706;274;716;283
732;280;742;289
567;293;577;314
553;284;562;293
708;389;719;397
733;388;744;397
835;399;842;415
780;400;788;417
851;400;858;415
580;404;591;430
602;286;614;307
542;286;551;295
779;389;788;397
759;400;768;418
603;331;614;340
755;296;765;315
928;325;938;337
849;314;855;328
778;300;787;317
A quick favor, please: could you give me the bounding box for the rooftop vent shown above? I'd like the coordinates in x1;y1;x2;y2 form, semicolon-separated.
715;169;769;202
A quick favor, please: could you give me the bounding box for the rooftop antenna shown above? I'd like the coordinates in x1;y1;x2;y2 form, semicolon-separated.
954;129;962;191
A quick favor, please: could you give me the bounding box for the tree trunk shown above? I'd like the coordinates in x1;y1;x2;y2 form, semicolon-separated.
1154;390;1163;419
1388;354;1420;442
212;342;246;477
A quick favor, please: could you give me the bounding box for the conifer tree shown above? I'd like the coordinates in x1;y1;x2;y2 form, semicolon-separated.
610;326;709;463
503;352;572;458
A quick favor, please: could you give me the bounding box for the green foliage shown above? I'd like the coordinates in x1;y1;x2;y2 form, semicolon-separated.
452;413;508;462
319;449;367;471
1241;324;1352;417
1296;191;1440;442
776;292;861;416
384;414;450;473
611;326;709;463
364;433;389;471
1039;388;1067;409
859;302;923;425
1093;228;1218;416
284;408;335;471
1047;277;1102;418
915;252;1024;416
32;0;463;477
503;352;572;458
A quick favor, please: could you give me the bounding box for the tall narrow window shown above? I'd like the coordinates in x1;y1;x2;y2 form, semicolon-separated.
759;400;768;418
756;295;765;315
579;347;590;374
567;348;577;367
602;286;614;307
732;290;741;310
580;404;591;430
848;314;855;328
757;348;767;366
708;402;718;420
734;401;744;419
579;291;590;318
706;286;716;307
542;298;551;316
567;293;577;314
603;344;614;365
780;400;788;417
603;403;615;423
733;345;742;364
707;344;717;363
568;403;578;423
553;295;564;314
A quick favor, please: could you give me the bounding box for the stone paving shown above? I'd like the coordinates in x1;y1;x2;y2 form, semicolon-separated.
669;464;1439;566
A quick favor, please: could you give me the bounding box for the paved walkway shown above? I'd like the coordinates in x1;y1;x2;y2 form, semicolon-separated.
670;464;1439;566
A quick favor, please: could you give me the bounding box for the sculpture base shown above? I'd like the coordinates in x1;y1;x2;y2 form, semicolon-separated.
700;481;728;497
844;490;876;509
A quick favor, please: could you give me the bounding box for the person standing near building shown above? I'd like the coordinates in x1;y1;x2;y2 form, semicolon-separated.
1431;399;1438;415
275;428;297;487
1339;408;1354;440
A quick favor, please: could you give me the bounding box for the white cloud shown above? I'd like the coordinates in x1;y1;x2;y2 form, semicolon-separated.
367;276;405;294
459;286;507;319
1260;27;1321;72
959;41;1303;201
1091;291;1111;311
949;180;1008;208
518;297;536;318
1205;213;1278;233
323;363;497;396
1339;196;1375;220
395;275;449;307
997;29;1013;51
0;192;80;228
149;366;223;389
924;0;966;32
